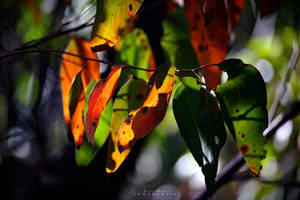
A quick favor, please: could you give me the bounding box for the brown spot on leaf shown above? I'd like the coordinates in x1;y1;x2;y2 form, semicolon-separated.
253;150;256;154
136;93;144;100
141;107;148;114
240;144;249;154
241;134;245;138
140;38;145;44
235;108;239;113
129;4;133;11
125;114;133;123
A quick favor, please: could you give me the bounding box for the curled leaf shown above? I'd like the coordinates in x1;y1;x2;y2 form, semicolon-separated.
69;71;85;147
173;77;226;189
86;66;123;146
90;0;144;51
118;66;176;152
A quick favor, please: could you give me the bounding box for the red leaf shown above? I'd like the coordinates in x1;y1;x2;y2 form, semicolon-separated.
185;0;244;91
86;66;123;146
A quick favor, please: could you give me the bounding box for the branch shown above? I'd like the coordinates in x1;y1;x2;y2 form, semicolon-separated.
194;98;300;200
233;173;300;188
0;18;93;60
0;48;156;73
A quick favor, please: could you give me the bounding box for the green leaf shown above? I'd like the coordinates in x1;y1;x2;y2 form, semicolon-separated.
117;28;154;82
106;78;147;173
173;77;226;189
216;59;268;175
161;5;198;68
14;72;40;110
90;0;144;51
94;99;113;148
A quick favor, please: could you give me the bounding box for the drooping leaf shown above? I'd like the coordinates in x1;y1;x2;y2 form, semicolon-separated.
60;37;100;125
106;79;147;173
118;66;176;152
69;71;85;147
86;66;123;146
216;59;268;175
185;0;244;91
90;0;144;51
117;28;155;81
173;77;226;189
161;5;199;68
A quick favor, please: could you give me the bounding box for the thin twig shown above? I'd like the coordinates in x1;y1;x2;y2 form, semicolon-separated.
268;40;299;122
0;48;156;73
194;98;300;200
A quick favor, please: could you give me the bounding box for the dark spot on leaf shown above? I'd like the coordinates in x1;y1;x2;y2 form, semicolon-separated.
141;107;148;114
247;122;250;126
125;18;131;24
240;144;249;154
136;31;141;36
238;131;241;135
198;44;204;51
235;108;239;113
241;134;245;138
123;131;125;135
140;38;145;44
117;28;125;36
127;94;131;100
253;150;256;154
76;125;79;129
129;4;133;11
92;122;97;127
195;13;200;20
125;114;133;124
260;166;263;170
136;93;143;100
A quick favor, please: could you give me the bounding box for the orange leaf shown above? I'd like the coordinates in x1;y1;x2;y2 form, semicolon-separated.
118;66;176;152
106;79;147;173
60;37;100;147
70;92;86;147
86;66;123;146
185;0;244;91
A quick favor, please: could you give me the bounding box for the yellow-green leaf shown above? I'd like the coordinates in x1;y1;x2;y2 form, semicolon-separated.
90;0;144;51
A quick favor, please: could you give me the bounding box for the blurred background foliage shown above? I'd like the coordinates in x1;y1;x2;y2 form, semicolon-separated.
0;0;300;200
